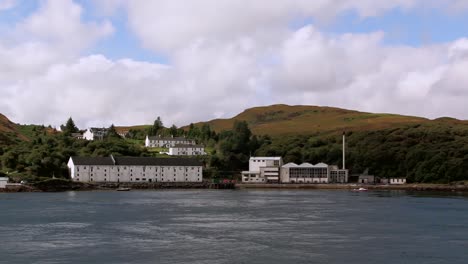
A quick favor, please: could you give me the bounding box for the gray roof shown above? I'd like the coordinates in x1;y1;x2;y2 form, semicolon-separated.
71;156;202;166
90;128;108;133
71;156;114;165
173;144;204;148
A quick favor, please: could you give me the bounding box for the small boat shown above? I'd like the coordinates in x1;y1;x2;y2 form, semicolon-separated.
353;187;368;192
116;187;131;191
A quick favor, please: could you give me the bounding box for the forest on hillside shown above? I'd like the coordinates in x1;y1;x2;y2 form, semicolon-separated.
1;116;468;183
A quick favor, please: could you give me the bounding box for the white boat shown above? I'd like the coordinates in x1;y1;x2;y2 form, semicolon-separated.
353;187;368;192
116;187;131;191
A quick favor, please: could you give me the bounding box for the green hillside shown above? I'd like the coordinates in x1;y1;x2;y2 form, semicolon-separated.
188;104;460;135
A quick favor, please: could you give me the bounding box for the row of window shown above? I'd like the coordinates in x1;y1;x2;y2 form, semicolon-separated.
77;166;200;172
83;178;201;182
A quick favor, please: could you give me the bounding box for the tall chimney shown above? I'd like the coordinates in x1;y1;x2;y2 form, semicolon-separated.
342;131;346;170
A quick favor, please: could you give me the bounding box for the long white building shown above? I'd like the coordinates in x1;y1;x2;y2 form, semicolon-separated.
280;162;329;183
145;135;196;148
68;156;203;183
168;144;206;156
242;157;283;183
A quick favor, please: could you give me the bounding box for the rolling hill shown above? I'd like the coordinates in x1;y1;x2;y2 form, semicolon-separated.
0;113;29;146
187;104;467;136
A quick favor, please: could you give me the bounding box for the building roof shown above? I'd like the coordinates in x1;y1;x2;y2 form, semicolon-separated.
70;156;202;166
299;162;314;167
282;162;298;168
114;157;202;166
89;128;108;133
314;162;329;168
172;144;204;148
147;136;194;141
250;157;282;160
71;156;115;165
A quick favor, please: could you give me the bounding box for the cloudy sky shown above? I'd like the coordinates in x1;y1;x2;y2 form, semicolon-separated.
1;0;468;128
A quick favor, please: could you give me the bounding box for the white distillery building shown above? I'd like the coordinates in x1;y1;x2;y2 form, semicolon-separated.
390;177;406;184
0;177;8;188
280;162;330;183
242;157;283;183
68;156;203;183
169;144;206;156
145;135;196;148
328;165;349;183
83;128;108;140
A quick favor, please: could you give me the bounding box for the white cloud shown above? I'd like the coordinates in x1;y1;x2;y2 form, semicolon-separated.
0;0;16;11
19;0;113;52
3;0;468;129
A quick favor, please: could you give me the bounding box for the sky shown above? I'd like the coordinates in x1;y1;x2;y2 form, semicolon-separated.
2;0;468;128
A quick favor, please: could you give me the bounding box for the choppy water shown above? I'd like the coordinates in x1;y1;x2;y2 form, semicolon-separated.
0;190;467;264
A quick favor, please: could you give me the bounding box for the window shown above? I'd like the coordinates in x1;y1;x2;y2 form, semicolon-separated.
91;178;93;181
136;178;140;181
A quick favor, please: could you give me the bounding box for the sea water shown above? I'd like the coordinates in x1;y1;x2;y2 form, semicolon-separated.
0;190;467;264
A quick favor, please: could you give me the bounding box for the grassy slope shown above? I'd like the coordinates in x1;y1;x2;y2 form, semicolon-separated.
0;113;29;145
186;104;467;136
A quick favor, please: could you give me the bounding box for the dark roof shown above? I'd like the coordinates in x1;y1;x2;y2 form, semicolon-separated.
71;157;114;165
90;128;108;133
71;156;202;166
114;157;202;166
147;136;194;141
173;144;204;148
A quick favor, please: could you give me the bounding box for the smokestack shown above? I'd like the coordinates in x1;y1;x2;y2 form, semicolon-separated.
342;131;346;170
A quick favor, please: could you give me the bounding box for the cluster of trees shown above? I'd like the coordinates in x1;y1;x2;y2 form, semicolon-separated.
1;115;468;184
0;119;147;180
254;123;468;183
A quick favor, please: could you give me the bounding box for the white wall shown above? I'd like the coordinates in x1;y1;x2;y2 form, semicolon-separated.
83;129;94;140
0;177;8;188
390;178;406;184
168;147;205;156
70;164;202;183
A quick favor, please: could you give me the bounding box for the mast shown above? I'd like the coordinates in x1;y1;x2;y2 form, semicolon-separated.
342;131;346;170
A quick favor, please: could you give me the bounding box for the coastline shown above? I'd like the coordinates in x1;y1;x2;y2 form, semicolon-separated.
2;181;468;193
235;183;468;192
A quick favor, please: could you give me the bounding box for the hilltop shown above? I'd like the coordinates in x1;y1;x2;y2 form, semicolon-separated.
0;113;28;146
186;104;457;136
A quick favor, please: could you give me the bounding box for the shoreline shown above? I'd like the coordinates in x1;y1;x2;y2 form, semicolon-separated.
235;183;468;192
2;182;468;193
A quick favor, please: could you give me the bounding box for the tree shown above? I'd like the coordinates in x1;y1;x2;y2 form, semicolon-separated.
61;117;79;135
169;124;178;136
149;117;163;136
106;124;120;139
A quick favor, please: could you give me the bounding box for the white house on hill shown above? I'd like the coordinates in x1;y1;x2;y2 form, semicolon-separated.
68;155;203;183
83;128;108;140
169;144;206;156
145;135;196;148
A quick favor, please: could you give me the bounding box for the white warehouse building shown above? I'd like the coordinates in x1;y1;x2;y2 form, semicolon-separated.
68;156;203;183
145;135;196;148
242;157;283;183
